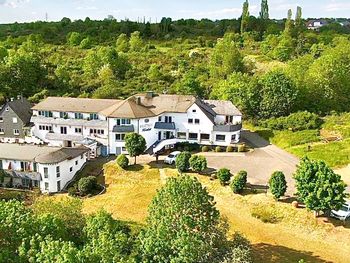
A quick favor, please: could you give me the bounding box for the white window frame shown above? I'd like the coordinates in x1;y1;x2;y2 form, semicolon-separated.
12;117;18;124
13;129;20;135
44;167;49;178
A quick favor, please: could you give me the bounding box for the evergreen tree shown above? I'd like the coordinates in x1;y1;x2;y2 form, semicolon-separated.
284;9;293;35
295;6;303;33
260;0;269;20
240;0;250;34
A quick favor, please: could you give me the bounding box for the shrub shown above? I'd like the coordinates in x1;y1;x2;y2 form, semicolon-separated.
217;168;231;185
269;171;287;199
215;146;223;152
230;171;247;194
226;146;234;152
78;176;98;196
237;144;246;152
116;154;129;169
176;142;200;152
260;111;323;131
251;205;282;224
68;187;77;197
201;145;210;152
175;151;191;173
222;232;253;263
189;155;207;173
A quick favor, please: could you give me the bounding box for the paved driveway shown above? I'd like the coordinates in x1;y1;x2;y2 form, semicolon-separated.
199;130;300;195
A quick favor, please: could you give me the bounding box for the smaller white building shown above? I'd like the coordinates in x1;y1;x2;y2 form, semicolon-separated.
307;19;328;31
0;143;89;193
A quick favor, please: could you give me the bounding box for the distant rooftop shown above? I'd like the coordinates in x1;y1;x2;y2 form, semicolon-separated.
32;93;242;119
32;97;121;114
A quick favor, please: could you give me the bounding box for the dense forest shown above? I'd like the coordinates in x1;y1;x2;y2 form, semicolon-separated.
0;0;350;120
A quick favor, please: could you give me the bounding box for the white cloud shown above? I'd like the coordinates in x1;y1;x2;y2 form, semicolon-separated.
325;1;350;12
179;5;258;19
0;0;29;8
76;6;98;11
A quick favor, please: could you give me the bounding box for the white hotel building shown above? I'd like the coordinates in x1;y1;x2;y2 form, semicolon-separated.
30;92;242;155
0;144;88;193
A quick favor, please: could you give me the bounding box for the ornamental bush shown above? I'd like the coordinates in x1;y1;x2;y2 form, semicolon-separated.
231;171;247;194
260;111;323;131
201;145;210;152
237;144;246;152
67;187;77;197
226;146;234;152
215;146;223;152
78;176;98;196
175;151;191;173
116;154;129;169
269;171;287;199
217;168;231;185
189;155;207;173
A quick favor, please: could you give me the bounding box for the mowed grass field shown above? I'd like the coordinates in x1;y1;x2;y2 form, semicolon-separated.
80;162;350;263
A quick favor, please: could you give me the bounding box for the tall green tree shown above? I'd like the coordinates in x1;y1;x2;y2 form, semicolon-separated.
306;39;350;113
295;6;303;33
129;31;143;52
210;33;244;79
259;69;297;118
66;32;82;46
139;175;227;262
124;133;147;164
116;33;129;53
294;157;347;217
284;9;293;35
210;72;260;118
240;0;250;34
260;0;269;20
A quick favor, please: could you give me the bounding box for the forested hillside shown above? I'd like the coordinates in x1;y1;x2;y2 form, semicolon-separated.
0;1;350;119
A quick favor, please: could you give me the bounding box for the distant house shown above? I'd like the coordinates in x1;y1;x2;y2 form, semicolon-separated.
0;96;32;143
306;19;328;31
0;144;89;193
338;20;350;27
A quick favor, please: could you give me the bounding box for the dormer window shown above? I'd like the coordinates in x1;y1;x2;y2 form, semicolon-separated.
90;113;98;120
75;113;84;119
60;112;68;119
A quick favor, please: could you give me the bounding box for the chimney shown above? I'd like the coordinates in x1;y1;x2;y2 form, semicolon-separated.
136;97;141;105
146;91;155;99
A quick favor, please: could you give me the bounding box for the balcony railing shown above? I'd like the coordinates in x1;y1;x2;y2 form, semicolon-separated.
31;116;107;128
213;123;242;132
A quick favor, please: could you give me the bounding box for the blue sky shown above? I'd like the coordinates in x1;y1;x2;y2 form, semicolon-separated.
0;0;349;23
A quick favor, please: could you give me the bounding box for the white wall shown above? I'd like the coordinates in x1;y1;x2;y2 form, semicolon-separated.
108;118;139;155
32;110;108;146
39;152;88;193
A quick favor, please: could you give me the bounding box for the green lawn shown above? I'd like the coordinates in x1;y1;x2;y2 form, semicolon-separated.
247;113;350;168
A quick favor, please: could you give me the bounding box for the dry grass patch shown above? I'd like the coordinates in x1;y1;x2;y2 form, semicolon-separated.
82;162;161;223
162;169;350;263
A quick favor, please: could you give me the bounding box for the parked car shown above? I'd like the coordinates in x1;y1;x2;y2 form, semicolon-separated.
331;201;350;221
164;151;181;165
